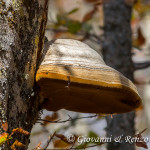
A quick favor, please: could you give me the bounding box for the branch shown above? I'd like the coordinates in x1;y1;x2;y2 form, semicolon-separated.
46;28;103;44
43;132;56;150
37;114;98;124
68;142;104;149
133;61;150;70
134;128;147;137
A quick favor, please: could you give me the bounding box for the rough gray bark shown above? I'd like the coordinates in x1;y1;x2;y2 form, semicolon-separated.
103;0;135;150
0;0;48;149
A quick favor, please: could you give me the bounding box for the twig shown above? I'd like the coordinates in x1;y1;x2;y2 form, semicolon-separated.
67;142;104;149
33;142;43;150
134;128;147;137
43;132;56;150
46;28;103;44
37;114;98;124
134;62;150;70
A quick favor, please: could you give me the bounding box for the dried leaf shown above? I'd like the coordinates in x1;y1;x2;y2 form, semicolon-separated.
1;122;8;131
10;140;25;150
135;129;148;149
43;113;59;126
125;0;137;6
53;32;64;39
12;128;29;136
83;7;97;22
135;134;148;149
85;0;103;6
54;139;71;148
55;134;76;144
136;28;145;46
55;134;71;144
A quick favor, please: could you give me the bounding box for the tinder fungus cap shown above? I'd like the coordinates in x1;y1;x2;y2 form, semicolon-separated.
36;39;142;114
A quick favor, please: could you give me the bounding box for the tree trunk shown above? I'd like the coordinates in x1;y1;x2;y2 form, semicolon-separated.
0;0;48;149
103;0;135;150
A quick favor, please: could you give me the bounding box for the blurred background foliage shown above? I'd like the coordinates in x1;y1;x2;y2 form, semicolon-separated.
29;0;150;149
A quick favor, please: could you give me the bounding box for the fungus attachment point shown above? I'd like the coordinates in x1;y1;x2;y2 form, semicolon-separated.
36;39;142;114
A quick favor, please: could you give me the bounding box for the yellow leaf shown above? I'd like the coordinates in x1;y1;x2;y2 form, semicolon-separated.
0;133;9;146
54;139;71;148
11;140;25;150
12;128;29;136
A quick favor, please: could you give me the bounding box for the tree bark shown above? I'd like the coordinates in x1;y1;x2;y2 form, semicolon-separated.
0;0;48;149
103;0;135;150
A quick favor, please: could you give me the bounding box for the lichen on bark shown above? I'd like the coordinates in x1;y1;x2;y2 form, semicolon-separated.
0;0;48;149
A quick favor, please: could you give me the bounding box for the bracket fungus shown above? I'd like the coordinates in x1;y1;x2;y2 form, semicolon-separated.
36;39;142;114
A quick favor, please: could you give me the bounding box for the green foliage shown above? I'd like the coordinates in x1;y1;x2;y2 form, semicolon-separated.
88;131;99;139
67;8;79;15
88;131;102;144
82;23;92;32
0;133;10;146
66;20;81;33
75;143;88;149
51;8;93;34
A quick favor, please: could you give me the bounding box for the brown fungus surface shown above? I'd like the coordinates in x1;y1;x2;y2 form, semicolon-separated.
36;39;142;114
